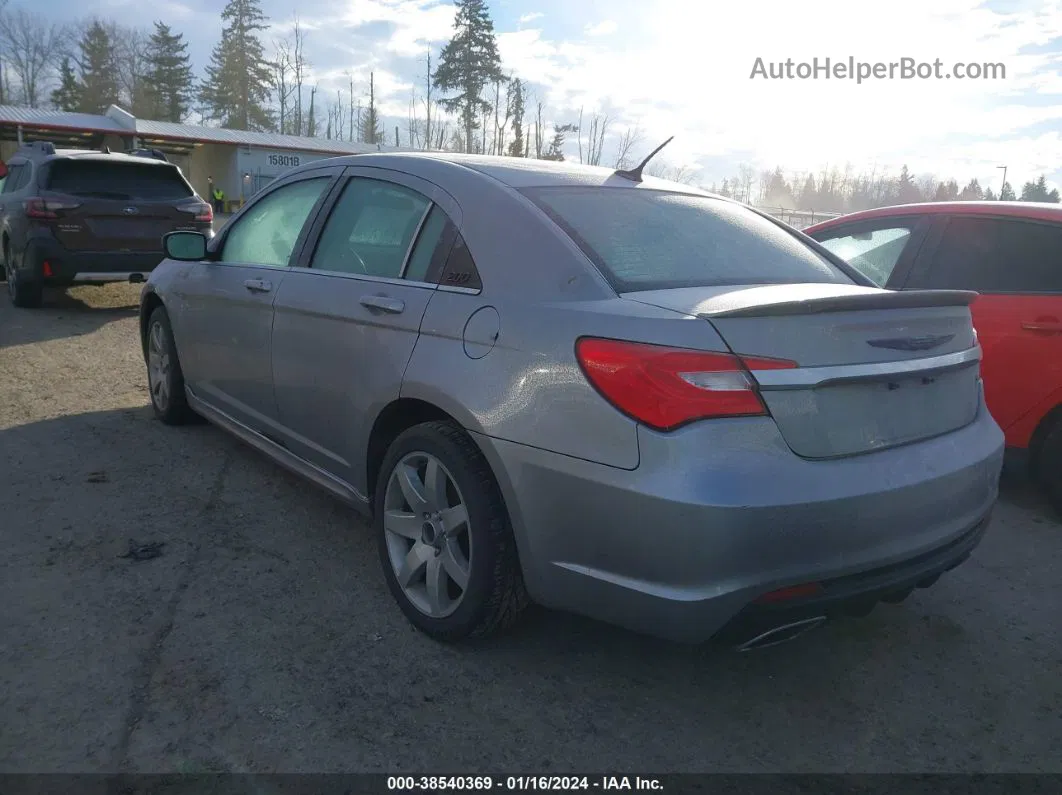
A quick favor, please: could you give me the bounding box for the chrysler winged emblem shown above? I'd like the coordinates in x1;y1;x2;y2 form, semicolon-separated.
866;334;955;352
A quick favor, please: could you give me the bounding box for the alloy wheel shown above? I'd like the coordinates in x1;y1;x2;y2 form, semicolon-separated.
382;452;472;618
147;321;171;412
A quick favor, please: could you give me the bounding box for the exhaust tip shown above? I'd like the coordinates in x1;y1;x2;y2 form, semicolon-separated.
735;616;828;652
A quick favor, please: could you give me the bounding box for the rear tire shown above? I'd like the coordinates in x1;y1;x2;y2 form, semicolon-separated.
1037;422;1062;520
375;421;528;641
145;306;194;425
6;246;42;308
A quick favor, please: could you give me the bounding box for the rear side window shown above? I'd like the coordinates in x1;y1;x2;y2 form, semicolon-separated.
2;164;25;193
523;187;851;292
815;225;914;286
907;217;1062;293
45;160;193;201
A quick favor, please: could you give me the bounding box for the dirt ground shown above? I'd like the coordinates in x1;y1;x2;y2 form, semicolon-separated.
1;283;1059;774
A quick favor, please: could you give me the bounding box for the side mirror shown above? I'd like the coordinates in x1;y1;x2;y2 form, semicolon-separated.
163;231;208;261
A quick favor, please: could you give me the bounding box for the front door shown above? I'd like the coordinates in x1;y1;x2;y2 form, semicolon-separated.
176;174;334;433
271;170;458;489
902;214;1062;442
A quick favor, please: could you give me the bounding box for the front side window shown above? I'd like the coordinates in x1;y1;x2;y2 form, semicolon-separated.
221;177;329;267
907;217;1062;293
311;177;436;279
524;187;851;292
815;225;914;286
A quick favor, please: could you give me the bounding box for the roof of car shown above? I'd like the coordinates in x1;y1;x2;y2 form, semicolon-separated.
9;144;174;166
805;201;1062;232
312;151;716;193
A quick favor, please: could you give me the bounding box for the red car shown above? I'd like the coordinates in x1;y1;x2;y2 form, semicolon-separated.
805;202;1062;514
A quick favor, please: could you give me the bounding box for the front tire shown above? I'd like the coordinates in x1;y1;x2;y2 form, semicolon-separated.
145;306;194;425
375;421;528;641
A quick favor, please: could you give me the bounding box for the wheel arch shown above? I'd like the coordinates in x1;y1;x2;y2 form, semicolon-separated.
1029;401;1062;478
139;290;165;355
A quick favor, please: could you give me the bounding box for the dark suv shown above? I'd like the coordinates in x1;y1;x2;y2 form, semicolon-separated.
0;141;214;307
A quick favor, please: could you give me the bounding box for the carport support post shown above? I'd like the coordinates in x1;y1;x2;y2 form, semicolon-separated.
16;125;22;146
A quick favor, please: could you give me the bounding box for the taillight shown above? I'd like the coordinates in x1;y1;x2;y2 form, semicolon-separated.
180;201;213;223
574;337;796;432
25;197;80;219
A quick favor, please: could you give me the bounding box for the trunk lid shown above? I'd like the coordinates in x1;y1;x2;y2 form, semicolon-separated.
624;284;983;459
50;196;193;252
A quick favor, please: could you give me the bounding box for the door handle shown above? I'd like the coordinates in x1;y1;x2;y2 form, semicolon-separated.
1022;318;1062;333
243;278;272;293
359;294;405;314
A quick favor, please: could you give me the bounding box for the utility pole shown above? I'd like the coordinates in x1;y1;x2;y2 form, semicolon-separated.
997;165;1007;200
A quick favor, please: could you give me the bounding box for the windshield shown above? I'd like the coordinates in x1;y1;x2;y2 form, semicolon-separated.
45;160;193;201
523;187;852;292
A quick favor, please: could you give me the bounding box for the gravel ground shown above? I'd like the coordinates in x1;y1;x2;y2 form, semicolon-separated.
1;283;1059;774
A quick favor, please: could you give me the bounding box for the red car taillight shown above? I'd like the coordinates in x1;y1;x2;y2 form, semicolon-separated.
574;337;796;432
194;202;213;223
25;197;81;219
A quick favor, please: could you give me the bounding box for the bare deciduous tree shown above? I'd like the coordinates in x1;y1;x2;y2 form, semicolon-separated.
0;7;66;107
612;124;643;169
272;37;296;134
584;112;609;166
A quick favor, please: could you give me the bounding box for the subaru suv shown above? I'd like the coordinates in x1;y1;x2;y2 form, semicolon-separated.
0;141;213;308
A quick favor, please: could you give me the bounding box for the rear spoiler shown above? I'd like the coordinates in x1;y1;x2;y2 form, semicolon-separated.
699;289;980;319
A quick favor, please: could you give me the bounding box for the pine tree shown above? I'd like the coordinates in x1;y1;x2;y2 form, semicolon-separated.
359;72;383;144
142;22;194;122
50;57;82;111
541;123;574;161
433;0;505;154
506;77;525;157
959;178;984;201
896;165;921;204
999;181;1016;201
199;0;274;130
1019;175;1061;203
984;187;997;201
78;21;121;113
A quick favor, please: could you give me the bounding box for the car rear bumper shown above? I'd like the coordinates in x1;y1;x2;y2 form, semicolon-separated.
470;393;1004;644
18;229;209;286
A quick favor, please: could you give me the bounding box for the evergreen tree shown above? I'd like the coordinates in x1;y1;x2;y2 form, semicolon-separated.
506;77;525;157
959;178;984;201
984;187;997;201
50;57;82;111
999;181;1016;201
933;179;959;201
541;123;574;161
433;0;505;154
199;0;274;130
797;174;817;209
142;22;194;122
1019;175;1061;203
78;21;121;113
896;165;921;204
359;72;383;144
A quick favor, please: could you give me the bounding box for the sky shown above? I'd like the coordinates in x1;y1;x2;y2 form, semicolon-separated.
43;0;1062;193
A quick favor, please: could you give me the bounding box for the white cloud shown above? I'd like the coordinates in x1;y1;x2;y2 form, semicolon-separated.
584;20;617;37
283;0;1062;188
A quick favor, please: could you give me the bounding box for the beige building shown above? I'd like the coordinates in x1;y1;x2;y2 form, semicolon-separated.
0;104;399;210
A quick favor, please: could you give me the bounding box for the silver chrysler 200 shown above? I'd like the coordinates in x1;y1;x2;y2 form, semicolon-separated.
139;152;1003;650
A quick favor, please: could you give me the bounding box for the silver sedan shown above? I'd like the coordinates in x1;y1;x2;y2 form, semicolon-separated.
139;153;1003;649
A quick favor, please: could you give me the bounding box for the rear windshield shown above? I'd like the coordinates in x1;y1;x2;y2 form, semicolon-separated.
45;160;193;201
523;187;852;292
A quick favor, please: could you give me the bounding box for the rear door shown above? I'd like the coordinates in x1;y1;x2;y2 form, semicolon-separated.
270;168;459;488
42;159;198;253
175;170;339;434
900;214;1062;442
808;215;932;288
